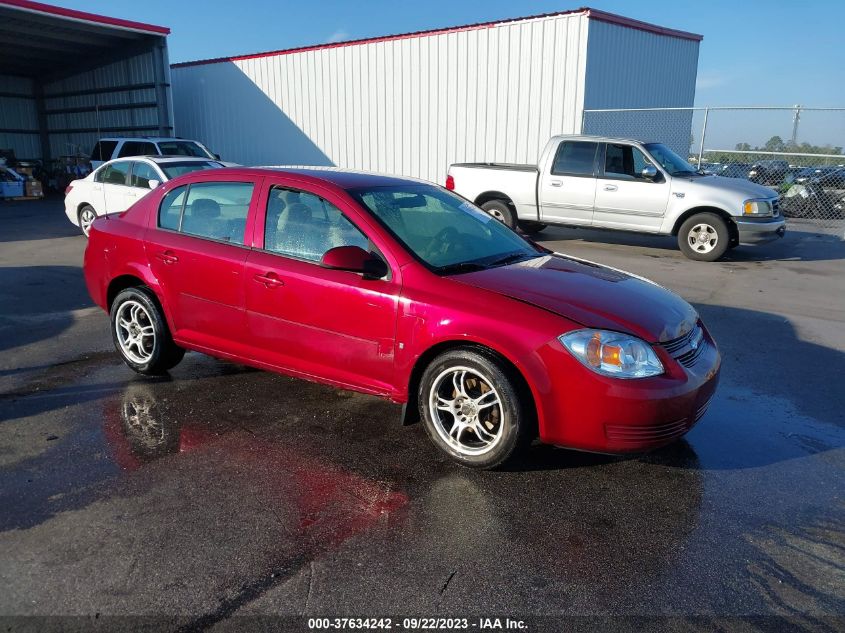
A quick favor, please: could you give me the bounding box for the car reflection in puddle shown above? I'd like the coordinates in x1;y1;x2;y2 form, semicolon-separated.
103;382;409;549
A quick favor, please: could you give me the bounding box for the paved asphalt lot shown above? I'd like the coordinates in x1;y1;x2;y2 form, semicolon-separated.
1;198;843;632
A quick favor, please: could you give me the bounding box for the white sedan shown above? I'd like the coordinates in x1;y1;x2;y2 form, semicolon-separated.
65;156;225;236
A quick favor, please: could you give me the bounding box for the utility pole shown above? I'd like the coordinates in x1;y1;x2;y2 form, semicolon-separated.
791;104;801;146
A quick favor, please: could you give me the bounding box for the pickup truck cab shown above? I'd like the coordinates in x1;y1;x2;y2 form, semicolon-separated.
447;135;786;261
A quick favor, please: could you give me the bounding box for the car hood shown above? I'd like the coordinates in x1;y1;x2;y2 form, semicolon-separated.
455;254;698;343
686;174;777;198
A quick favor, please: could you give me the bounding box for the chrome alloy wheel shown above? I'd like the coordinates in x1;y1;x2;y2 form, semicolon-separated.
687;222;718;254
115;300;156;364
428;366;505;456
487;207;505;222
79;207;96;236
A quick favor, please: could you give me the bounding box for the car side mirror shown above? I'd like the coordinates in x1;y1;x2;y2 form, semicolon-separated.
321;245;388;280
148;179;160;189
214;153;221;160
641;165;658;180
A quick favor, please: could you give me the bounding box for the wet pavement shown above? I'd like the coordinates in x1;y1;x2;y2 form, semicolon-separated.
1;200;843;631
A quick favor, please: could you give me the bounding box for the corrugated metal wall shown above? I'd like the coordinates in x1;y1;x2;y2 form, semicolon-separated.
173;13;590;183
0;75;40;160
581;20;699;155
43;48;172;160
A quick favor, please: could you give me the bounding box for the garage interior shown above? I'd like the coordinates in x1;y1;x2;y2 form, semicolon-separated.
0;0;172;192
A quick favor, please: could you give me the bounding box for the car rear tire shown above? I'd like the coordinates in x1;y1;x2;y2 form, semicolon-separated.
418;348;533;469
78;205;97;238
111;287;185;375
481;199;517;229
518;220;547;235
678;213;730;261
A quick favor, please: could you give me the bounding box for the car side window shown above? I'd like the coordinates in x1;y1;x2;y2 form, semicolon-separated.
551;141;598;176
91;140;117;162
158;186;187;230
118;141;158;158
130;162;160;188
265;187;370;263
604;144;654;181
101;161;131;186
180;182;254;244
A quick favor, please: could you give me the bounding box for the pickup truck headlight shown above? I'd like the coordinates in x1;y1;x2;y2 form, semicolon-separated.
559;329;664;378
743;199;773;216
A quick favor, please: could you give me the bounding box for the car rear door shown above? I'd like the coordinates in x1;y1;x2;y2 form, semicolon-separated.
538;140;599;225
592;143;669;232
145;174;259;353
243;178;401;394
100;161;134;214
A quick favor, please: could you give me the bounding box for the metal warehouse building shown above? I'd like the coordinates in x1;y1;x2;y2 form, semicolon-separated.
171;8;701;183
0;0;173;163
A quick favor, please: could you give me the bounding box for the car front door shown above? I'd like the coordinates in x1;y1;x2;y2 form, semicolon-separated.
592;143;669;231
145;177;258;353
100;161;134;214
243;181;400;394
127;161;163;205
538;140;599;225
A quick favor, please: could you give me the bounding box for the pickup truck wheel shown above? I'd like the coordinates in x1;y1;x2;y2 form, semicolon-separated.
678;213;730;261
418;349;532;469
518;220;547;235
480;200;516;229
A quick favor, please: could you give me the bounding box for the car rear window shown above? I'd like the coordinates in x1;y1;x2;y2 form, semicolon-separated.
551;141;598;176
159;161;223;179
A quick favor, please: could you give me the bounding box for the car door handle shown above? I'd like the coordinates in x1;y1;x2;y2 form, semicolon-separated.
550;180;562;187
155;250;179;265
254;272;284;288
604;184;618;191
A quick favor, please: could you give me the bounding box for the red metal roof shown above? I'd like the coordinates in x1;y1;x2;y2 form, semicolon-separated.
0;0;170;35
171;7;702;69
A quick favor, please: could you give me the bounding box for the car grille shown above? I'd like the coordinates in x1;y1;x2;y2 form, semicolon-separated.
605;418;689;445
661;324;705;368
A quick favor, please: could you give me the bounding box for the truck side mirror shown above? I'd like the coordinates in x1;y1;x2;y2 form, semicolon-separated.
641;165;658;181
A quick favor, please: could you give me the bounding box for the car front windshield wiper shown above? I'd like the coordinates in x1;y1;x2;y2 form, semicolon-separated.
486;251;538;268
435;261;488;276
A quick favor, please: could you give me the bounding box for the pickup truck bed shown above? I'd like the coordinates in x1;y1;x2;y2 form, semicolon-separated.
450;163;538;172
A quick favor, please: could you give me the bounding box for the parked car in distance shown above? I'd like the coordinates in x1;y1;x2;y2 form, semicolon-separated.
65;156;225;236
781;168;845;218
89;137;230;169
83;167;721;469
719;162;753;179
747;160;790;186
447;135;785;262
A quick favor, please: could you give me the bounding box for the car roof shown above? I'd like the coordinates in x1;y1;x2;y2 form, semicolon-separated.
98;137;204;143
98;156;218;166
552;134;656;145
253;166;432;189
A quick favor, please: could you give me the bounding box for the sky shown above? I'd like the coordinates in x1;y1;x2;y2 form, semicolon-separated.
52;0;845;150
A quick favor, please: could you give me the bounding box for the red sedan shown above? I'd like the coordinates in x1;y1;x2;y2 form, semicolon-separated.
83;167;720;469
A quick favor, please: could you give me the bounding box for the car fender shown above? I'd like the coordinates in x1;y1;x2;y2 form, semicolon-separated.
105;260;176;332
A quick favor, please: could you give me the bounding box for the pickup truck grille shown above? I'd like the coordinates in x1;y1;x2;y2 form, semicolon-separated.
661;324;705;368
772;200;780;217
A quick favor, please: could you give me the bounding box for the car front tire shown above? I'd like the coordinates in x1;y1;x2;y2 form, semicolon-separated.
678;212;730;261
110;287;185;375
418;348;533;469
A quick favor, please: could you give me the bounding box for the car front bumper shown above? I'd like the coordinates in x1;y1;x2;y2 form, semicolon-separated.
533;329;721;453
735;216;786;244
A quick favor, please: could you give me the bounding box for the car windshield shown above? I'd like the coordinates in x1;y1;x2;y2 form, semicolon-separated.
644;143;699;176
159;161;224;178
349;184;541;273
156;141;214;159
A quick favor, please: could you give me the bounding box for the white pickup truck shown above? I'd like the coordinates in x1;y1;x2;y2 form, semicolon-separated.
446;135;786;261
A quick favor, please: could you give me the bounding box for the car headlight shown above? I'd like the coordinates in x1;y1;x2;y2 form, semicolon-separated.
559;329;664;378
743;199;773;216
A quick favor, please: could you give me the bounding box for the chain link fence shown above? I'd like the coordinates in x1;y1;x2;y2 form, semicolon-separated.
582;106;845;231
